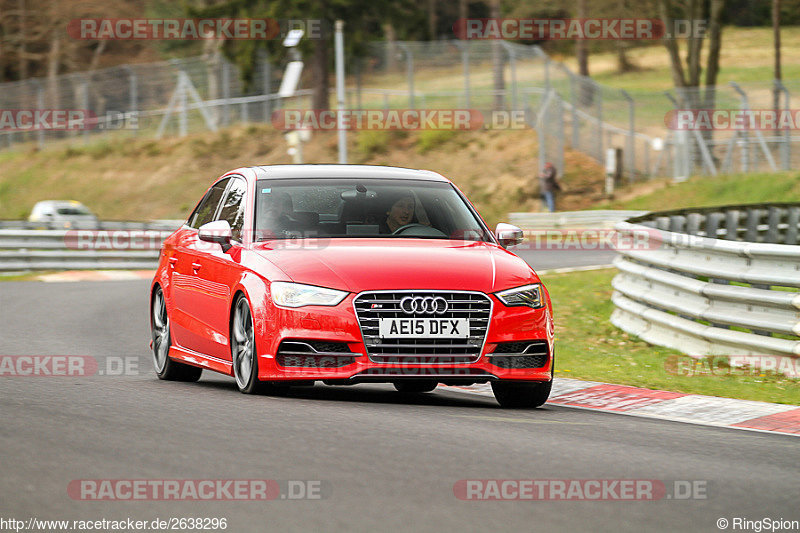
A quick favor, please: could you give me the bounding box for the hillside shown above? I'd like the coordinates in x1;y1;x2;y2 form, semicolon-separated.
602;171;800;211
0;125;606;226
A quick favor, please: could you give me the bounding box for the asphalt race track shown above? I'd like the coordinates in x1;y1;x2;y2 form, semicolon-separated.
1;275;798;532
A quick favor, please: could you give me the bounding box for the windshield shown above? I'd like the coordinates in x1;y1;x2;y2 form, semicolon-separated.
255;178;491;242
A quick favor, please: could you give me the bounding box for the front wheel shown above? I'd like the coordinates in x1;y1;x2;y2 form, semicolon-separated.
492;380;552;408
231;295;265;394
151;286;202;382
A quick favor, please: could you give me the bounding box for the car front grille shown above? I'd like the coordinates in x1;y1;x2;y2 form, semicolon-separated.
353;291;492;364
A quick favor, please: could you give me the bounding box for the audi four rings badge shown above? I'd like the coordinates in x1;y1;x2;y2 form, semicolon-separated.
399;296;449;315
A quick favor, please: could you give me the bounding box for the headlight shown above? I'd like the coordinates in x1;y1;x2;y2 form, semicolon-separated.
495;284;544;308
271;282;348;308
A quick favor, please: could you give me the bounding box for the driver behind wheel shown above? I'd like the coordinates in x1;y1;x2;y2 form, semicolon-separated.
380;192;417;234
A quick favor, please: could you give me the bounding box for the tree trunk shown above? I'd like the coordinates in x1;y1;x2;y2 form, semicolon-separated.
490;0;504;110
46;31;60;108
685;0;703;88
17;0;28;81
658;0;687;91
616;41;636;73
576;0;589;77
427;0;437;40
383;23;398;72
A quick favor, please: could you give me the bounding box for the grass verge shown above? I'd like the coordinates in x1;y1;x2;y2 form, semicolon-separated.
603;171;800;211
542;268;800;405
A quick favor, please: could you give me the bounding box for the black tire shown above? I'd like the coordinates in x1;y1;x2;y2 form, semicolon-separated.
151;286;203;382
231;294;267;394
393;380;438;393
491;380;552;408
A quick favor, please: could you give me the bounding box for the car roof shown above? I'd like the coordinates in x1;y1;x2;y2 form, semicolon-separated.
34;200;88;207
250;164;450;182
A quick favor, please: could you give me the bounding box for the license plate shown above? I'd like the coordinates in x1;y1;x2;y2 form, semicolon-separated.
378;318;469;339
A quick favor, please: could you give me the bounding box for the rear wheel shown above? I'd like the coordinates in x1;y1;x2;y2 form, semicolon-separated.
393;380;438;393
492;380;552;408
151;286;202;382
231;295;264;394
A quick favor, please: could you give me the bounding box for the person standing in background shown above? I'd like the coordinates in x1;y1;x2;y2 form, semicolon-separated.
539;162;562;212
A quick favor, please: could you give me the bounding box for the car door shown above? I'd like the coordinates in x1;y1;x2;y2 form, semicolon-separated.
170;178;230;353
188;176;248;361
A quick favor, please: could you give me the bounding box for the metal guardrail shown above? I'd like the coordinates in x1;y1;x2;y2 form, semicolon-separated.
0;219;183;230
510;210;648;231
0;220;182;271
611;204;800;358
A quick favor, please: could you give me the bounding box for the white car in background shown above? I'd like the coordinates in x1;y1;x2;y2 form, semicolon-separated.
28;200;99;229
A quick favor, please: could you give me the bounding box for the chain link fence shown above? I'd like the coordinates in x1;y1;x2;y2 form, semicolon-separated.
0;40;797;180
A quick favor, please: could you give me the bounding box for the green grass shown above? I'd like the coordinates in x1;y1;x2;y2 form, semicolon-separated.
0;271;51;281
543;268;800;405
604;170;800;211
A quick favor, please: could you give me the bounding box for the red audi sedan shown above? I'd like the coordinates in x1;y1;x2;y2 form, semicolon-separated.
150;165;555;407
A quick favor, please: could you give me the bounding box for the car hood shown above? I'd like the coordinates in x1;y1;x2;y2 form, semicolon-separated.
252;238;537;293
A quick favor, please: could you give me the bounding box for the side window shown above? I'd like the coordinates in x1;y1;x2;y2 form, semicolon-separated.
187;178;230;229
217;178;247;242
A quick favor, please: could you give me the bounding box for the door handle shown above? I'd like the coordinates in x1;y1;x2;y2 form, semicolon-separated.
191;262;202;272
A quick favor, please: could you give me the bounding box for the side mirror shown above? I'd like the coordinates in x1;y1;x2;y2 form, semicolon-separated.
495;223;524;248
198;220;233;252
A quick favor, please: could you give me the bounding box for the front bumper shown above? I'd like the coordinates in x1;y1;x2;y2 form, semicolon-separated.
256;293;554;383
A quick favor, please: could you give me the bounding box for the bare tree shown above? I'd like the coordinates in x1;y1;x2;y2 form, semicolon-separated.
658;0;724;107
427;0;438;40
576;0;589;77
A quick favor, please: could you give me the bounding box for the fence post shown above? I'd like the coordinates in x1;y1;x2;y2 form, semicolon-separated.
775;79;791;170
221;58;231;126
596;82;603;161
261;54;272;123
566;68;578;149
33;80;44;150
398;43;414;109
82;76;90;143
537;96;547;176
556;93;564;174
123;66;138;136
621;89;635;181
179;72;188;137
456;41;471;108
729;82;750;172
544;56;551;93
665;92;687;180
500;42;517;111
